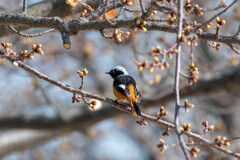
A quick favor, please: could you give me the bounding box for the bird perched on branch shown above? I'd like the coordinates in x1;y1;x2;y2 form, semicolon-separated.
106;66;141;116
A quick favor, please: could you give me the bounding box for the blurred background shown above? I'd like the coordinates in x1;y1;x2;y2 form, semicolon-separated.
0;0;240;159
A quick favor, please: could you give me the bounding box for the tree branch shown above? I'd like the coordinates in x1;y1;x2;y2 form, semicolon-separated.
174;0;190;159
0;13;239;49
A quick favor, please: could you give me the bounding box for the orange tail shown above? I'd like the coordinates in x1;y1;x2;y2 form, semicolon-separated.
130;102;141;116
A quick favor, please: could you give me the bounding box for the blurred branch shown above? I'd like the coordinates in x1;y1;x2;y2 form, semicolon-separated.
0;130;62;158
142;66;240;106
0;106;120;158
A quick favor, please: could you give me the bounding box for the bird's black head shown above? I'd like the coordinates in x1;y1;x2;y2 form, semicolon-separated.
106;66;129;79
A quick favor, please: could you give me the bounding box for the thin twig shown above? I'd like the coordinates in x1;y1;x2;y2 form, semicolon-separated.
146;18;169;22
79;76;84;90
112;5;126;21
195;0;237;31
77;0;94;12
139;0;145;13
180;72;189;78
229;136;240;142
141;0;157;20
99;29;113;39
124;8;141;12
103;0;116;25
190;42;193;63
9;26;55;38
174;0;191;159
229;44;240;54
215;27;220;39
23;0;28;14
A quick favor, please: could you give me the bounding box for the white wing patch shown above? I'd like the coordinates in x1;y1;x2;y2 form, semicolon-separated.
118;84;125;90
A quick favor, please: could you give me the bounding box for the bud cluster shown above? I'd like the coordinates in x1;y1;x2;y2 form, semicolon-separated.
219;0;227;8
202;120;214;134
162;128;170;137
72;94;82;104
184;99;195;113
1;42;44;62
190;147;200;158
89;100;97;110
211;42;222;51
151;10;157;16
134;18;147;32
155;139;167;154
30;44;44;58
135;45;175;73
136;119;148;126
185;63;199;85
81;9;88;17
151;45;177;58
167;13;177;26
122;0;132;6
193;4;203;16
187;34;198;47
215;136;230;147
77;68;88;78
180;123;191;132
135;60;149;72
113;29;130;43
184;0;193;13
216;17;226;28
177;32;187;42
1;42;16;55
206;22;213;29
157;106;168;118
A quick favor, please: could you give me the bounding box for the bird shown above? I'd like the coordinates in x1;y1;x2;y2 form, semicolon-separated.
106;66;141;116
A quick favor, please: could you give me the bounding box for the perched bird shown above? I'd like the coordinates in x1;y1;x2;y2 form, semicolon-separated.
106;66;141;116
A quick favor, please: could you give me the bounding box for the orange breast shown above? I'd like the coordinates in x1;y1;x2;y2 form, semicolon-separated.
113;86;129;103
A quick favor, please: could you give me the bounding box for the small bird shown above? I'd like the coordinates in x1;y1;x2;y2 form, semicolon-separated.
106;66;141;116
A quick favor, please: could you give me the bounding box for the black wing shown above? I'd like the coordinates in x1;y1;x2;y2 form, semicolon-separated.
113;75;141;102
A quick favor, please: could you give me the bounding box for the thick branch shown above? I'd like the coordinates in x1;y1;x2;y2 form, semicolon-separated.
142;67;240;106
0;0;102;37
0;13;239;47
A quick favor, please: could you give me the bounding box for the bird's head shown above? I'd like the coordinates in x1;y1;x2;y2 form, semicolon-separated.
106;66;129;79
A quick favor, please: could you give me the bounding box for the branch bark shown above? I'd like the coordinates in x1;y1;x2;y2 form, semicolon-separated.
0;13;239;48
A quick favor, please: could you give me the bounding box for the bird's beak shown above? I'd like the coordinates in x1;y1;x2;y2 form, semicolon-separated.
105;72;110;74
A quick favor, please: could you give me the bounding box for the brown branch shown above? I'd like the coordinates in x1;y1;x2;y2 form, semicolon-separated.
77;0;94;12
0;13;239;48
0;0;102;38
174;0;190;159
194;0;238;31
139;0;145;13
9;25;55;38
142;65;240;106
229;44;240;54
23;0;28;14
